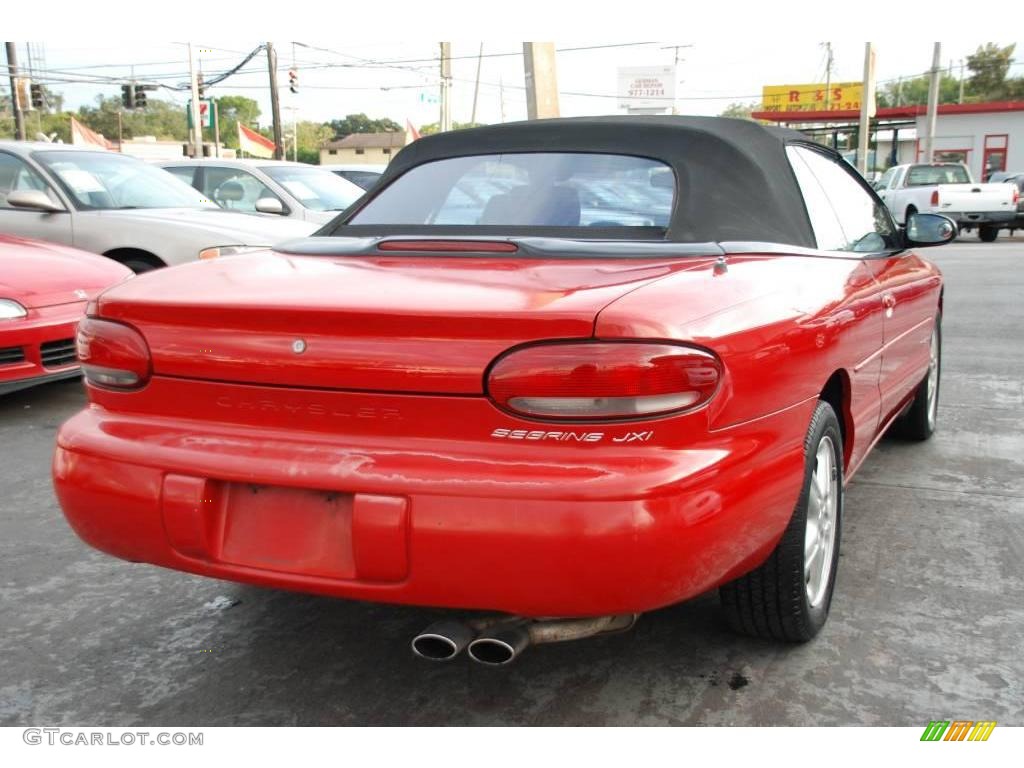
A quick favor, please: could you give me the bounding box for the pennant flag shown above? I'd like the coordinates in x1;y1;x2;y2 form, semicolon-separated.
405;119;421;142
70;116;115;150
238;122;276;159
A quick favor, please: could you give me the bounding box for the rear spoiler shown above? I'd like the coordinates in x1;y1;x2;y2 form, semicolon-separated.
273;236;725;260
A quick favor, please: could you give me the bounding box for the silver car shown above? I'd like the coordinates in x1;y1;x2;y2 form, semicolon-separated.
159;158;365;226
0;142;317;273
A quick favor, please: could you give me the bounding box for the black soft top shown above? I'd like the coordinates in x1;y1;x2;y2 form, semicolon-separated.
328;116;819;249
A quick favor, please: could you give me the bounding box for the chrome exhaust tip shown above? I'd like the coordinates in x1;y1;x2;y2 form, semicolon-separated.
467;624;531;666
411;620;476;661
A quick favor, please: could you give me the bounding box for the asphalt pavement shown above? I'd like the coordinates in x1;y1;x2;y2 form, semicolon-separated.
2;236;1022;726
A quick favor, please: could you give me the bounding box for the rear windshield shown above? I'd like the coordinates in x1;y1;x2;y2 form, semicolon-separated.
348;153;674;229
905;164;971;186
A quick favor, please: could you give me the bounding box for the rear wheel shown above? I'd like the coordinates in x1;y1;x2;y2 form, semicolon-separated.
979;225;999;242
122;256;162;274
894;315;941;441
105;249;164;274
719;401;843;642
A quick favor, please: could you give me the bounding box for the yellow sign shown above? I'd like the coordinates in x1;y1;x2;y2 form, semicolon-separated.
761;82;863;113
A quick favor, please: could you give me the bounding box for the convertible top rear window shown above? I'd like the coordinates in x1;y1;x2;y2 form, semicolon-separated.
348;153;674;230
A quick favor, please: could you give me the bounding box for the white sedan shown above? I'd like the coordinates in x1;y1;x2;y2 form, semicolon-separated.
0;142;317;272
159;158;366;225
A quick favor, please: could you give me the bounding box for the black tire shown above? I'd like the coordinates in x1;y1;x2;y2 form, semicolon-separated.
905;205;917;224
978;225;999;242
106;250;164;274
719;400;843;642
122;256;162;274
893;315;941;441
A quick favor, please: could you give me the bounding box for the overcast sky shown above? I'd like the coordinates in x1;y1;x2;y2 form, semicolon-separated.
22;41;1024;130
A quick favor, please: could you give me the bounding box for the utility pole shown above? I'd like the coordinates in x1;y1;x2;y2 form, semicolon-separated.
857;43;877;175
266;42;284;160
958;59;965;104
5;43;25;141
439;42;452;132
212;99;220;158
661;44;692;115
923;43;941;164
823;42;834;112
187;43;203;157
523;42;560;120
470;43;483;125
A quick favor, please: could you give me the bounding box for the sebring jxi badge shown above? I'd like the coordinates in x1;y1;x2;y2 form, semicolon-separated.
490;428;654;444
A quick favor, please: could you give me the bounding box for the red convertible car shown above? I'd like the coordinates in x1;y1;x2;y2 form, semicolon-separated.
1;234;131;396
53;117;951;665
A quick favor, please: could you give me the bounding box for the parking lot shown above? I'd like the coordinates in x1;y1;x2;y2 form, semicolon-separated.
2;237;1022;727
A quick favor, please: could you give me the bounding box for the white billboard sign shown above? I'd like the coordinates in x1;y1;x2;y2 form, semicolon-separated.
617;66;676;110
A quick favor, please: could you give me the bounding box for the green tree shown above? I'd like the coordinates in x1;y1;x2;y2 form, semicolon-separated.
876;74;962;107
418;121;485;135
216;95;261;148
877;43;1024;107
719;101;758;120
288;120;333;164
74;95;188;143
966;43;1016;100
329;113;401;137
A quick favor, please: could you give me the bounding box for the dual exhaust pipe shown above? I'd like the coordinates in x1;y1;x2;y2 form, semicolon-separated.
412;614;638;666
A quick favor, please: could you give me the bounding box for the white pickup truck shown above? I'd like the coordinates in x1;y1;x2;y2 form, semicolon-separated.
874;163;1019;242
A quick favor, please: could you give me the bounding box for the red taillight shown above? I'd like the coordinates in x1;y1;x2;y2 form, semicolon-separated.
930;189;940;206
76;317;151;389
487;342;722;421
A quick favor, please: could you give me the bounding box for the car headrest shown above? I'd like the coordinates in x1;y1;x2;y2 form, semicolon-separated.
215;180;246;202
479;184;581;226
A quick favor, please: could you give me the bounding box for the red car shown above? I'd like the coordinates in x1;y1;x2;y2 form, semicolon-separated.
53;118;952;665
1;234;132;396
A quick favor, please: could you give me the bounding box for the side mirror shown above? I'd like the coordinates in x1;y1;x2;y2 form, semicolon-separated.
906;213;957;247
255;197;285;215
6;189;65;213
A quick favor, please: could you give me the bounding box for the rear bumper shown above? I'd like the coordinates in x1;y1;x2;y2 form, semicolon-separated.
53;389;815;617
0;302;83;395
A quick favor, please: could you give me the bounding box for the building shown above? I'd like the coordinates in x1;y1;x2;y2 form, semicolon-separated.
320;131;407;166
752;100;1024;181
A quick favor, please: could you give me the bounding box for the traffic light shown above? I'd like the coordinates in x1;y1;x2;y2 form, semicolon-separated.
197;73;205;99
30;83;44;110
121;84;135;109
134;87;147;109
289;69;297;94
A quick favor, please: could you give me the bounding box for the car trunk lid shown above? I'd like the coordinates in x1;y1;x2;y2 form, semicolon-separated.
96;245;718;394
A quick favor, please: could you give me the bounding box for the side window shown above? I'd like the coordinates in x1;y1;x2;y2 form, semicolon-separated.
787;146;847;251
164;166;197;187
0;152;62;209
788;146;895;253
877;167;896;189
200;167;281;213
